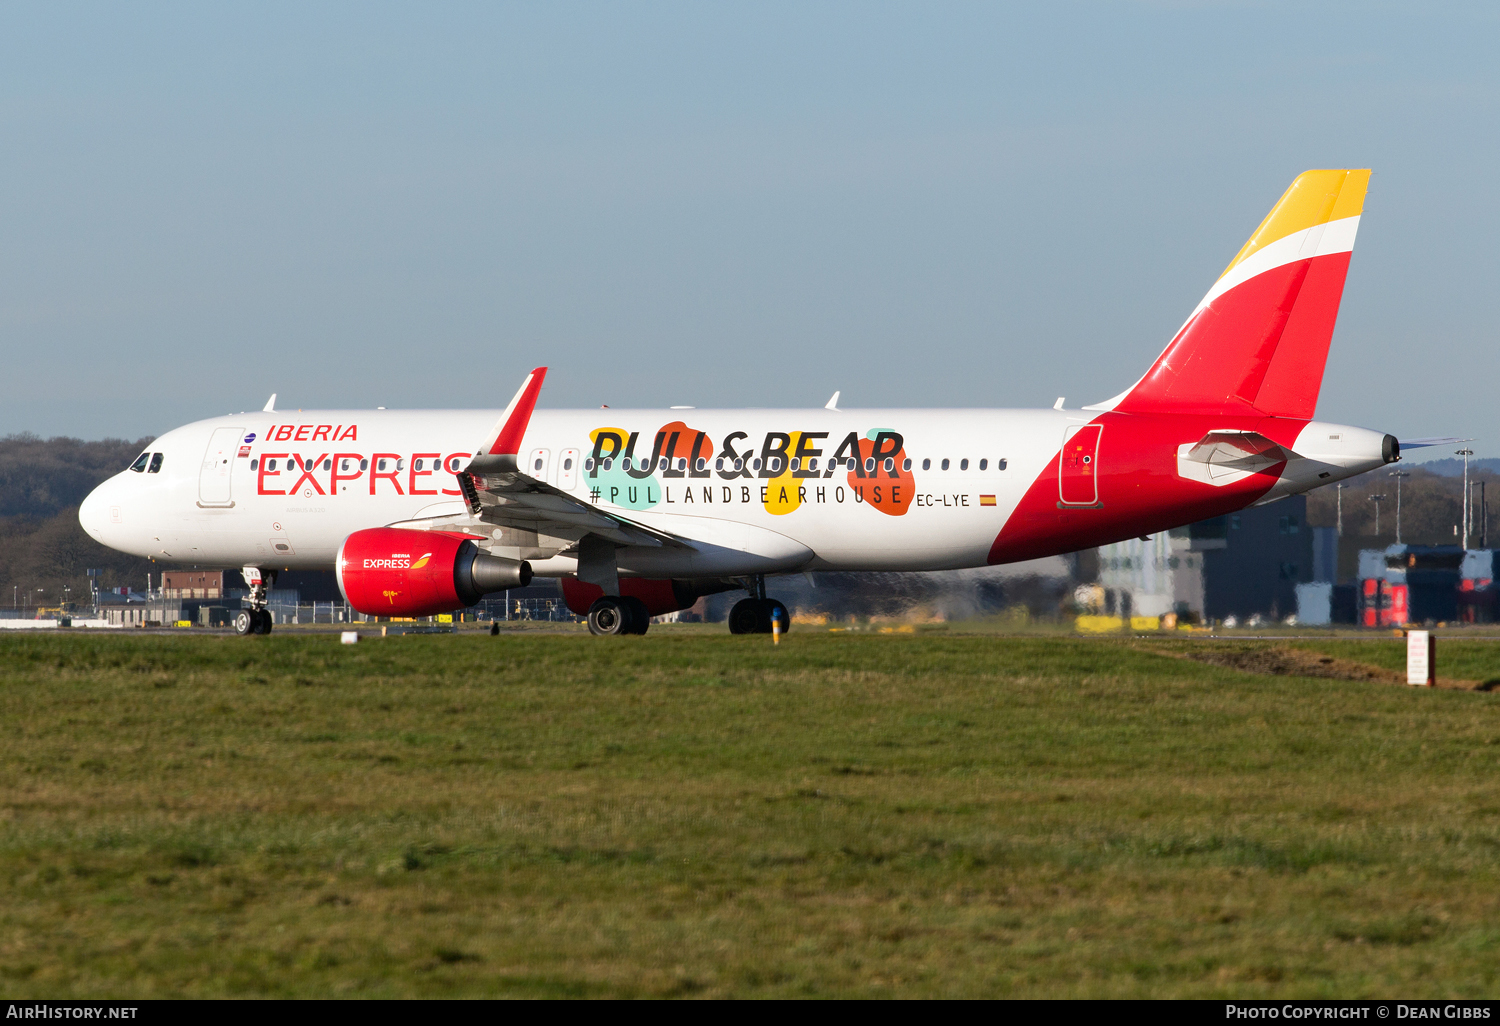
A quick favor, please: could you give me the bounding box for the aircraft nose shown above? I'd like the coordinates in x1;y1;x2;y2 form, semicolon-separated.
78;482;111;542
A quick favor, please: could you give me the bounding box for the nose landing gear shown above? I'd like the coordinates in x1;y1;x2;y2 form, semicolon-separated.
232;608;273;636
234;566;275;636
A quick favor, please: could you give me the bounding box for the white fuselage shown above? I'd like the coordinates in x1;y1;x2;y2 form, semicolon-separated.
78;406;1391;581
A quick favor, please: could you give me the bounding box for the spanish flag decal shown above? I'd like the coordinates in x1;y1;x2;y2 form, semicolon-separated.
979;495;996;507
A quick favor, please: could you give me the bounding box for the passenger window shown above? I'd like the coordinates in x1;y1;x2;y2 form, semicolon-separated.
863;458;875;472
751;458;762;472
809;458;819;471
733;458;744;472
340;459;350;471
715;457;724;471
303;459;313;472
564;458;573;471
902;458;912;471
250;459;259;471
768;457;780;473
602;458;613;471
922;458;931;471
941;459;950;471
148;453;163;473
377;459;387;471
533;457;543;472
883;458;894;472
790;458;800;472
585;458;596;471
267;459;278;472
396;459;405;472
960;459;969;471
359;459;368;471
659;457;670;472
130;453;149;472
322;459;331;471
998;459;1007;471
979;459;988;471
695;457;706;472
676;457;687;472
848;458;858;470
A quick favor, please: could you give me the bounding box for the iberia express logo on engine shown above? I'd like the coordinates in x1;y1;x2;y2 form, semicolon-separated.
362;551;432;570
585;422;913;517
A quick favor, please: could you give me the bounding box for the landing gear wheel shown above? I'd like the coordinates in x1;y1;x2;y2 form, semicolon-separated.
255;609;273;634
621;596;651;635
587;596;630;636
729;598;765;635
233;610;255;636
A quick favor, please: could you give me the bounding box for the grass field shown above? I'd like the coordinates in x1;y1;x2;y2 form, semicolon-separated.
3;628;1499;998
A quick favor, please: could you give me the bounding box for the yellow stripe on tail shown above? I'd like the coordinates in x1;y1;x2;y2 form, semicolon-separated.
1221;169;1370;280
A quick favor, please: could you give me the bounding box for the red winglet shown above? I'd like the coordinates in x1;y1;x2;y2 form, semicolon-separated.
482;367;547;456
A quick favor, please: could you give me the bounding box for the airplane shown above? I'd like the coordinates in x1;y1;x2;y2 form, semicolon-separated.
81;168;1406;637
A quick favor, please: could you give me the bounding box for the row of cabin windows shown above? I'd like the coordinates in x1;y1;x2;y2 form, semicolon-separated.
129;452;165;474
246;456;466;473
921;458;1007;472
580;455;1008;474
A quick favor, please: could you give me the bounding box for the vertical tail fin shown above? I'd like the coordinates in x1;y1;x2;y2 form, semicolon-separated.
1091;169;1370;419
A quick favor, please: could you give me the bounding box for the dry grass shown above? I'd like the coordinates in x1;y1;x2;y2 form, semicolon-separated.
2;630;1499;997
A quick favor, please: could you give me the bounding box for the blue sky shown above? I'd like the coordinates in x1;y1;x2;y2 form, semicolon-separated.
2;2;1496;461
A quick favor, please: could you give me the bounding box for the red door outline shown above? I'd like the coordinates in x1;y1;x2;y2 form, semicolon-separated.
1058;425;1102;506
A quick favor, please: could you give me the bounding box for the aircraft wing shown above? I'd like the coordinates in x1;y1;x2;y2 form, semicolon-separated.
446;367;687;549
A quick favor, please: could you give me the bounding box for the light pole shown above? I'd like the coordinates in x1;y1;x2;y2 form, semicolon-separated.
1370;494;1386;537
1336;482;1345;536
1457;449;1475;548
1389;470;1411;544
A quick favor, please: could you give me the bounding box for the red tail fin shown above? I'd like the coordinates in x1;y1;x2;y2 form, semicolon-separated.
1093;170;1370;419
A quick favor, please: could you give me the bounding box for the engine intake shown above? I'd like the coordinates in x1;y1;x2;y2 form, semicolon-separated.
337;527;532;618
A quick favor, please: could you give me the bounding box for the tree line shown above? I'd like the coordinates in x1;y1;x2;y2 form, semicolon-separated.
0;434;156;612
1304;462;1499;547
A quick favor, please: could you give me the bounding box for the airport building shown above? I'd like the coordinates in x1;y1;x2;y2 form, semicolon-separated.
1097;496;1315;623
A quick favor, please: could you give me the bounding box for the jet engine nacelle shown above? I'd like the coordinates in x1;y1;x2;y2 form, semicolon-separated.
337;527;532;618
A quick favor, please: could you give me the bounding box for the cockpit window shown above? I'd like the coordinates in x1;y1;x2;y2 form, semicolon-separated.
148;453;164;474
130;453;150;473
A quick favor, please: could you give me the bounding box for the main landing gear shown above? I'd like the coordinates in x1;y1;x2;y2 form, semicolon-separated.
234;566;275;636
728;575;789;635
586;595;651;636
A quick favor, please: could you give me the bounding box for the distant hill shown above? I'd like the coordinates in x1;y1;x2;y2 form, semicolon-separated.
1306;462;1498;548
1404;457;1500;478
0;434;153;518
0;434;156;610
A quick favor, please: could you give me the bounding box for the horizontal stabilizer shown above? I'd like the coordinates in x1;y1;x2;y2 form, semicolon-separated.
1397;436;1472;450
1177;430;1296;487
